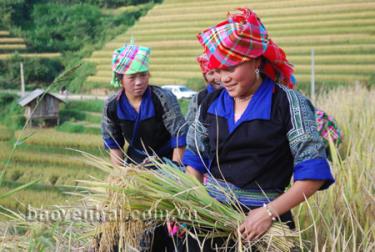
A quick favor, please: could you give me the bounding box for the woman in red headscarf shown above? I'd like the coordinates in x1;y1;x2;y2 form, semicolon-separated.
185;53;222;127
182;8;334;250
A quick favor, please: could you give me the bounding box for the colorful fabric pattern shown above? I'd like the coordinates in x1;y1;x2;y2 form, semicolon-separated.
197;8;296;88
316;109;343;146
111;44;151;87
196;53;211;73
278;84;334;189
183;83;335;191
205;175;280;207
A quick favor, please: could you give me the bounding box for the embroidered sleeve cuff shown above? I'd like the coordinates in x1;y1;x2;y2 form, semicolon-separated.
170;135;187;148
294;158;335;190
103;138;124;150
182;149;209;174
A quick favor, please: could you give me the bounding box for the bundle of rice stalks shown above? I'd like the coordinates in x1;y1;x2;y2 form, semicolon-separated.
88;170;150;252
79;155;298;251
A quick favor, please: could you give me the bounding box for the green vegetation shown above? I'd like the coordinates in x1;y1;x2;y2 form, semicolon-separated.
0;53;64;90
0;93;24;129
178;98;190;116
26;4;102;52
61;61;97;93
0;1;157;92
0;125;13;141
57;121;100;135
57;100;103;134
64;99;104;113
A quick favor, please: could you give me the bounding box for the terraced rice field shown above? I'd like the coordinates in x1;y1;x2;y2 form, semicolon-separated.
0;96;190;213
0;130;105;209
86;0;375;89
0;30;60;59
0;125;13;141
0;100;107;212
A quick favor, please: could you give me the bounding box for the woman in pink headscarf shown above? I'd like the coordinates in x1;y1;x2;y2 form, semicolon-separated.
101;43;188;251
182;8;334;250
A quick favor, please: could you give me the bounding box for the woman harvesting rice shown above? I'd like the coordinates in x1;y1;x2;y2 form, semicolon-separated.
100;43;187;251
101;43;187;166
182;8;335;250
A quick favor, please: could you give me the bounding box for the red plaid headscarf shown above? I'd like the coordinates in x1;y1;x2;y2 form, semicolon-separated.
196;53;211;74
197;8;296;88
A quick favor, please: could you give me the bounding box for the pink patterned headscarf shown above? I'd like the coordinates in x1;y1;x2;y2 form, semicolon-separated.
197;8;296;88
196;53;211;74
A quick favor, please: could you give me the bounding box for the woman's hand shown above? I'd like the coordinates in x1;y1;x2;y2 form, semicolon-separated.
172;147;185;164
185;166;204;183
239;207;273;241
239;180;325;241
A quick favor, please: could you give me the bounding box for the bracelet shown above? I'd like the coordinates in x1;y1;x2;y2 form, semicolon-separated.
262;203;276;221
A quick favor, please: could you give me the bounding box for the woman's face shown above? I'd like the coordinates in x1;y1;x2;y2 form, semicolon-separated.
217;59;261;98
205;69;222;90
122;71;150;98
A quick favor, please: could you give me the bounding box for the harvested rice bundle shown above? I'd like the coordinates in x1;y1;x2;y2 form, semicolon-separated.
80;156;298;251
86;167;152;252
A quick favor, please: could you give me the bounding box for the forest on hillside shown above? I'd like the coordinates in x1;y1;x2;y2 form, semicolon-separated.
0;0;161;92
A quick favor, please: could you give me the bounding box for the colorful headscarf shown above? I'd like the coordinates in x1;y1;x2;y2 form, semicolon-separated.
197;8;296;88
111;44;151;88
316;109;343;147
196;53;211;74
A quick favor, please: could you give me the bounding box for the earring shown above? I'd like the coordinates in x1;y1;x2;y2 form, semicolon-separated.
255;68;260;80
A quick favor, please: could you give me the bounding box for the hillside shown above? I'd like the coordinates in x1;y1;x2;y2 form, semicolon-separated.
0;30;60;60
86;0;375;90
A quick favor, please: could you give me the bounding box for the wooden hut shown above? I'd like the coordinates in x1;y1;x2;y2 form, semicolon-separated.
18;89;65;127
